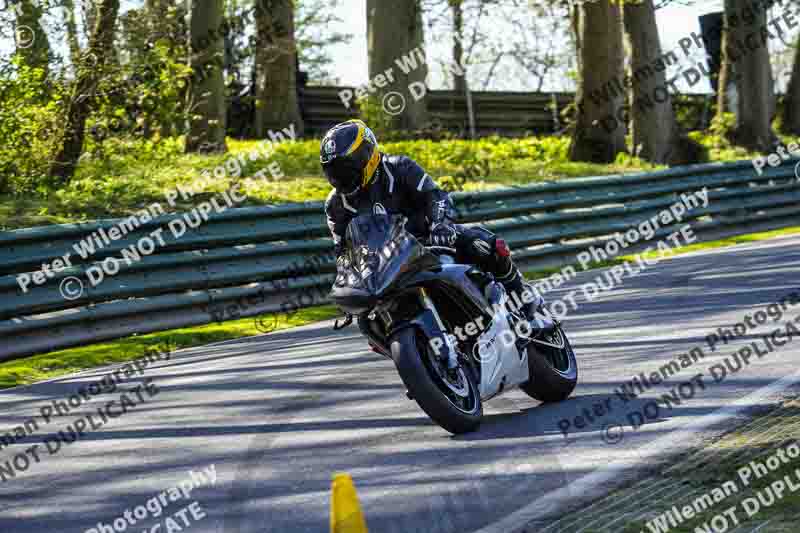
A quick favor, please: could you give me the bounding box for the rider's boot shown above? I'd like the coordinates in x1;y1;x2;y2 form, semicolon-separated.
498;266;543;327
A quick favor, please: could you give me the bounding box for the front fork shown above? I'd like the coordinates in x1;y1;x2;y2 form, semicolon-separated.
419;288;460;370
355;293;458;371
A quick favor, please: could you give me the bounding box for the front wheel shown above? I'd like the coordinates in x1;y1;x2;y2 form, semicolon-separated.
390;328;482;434
520;324;578;403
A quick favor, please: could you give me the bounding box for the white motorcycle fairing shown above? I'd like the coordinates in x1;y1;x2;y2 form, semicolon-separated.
474;288;531;400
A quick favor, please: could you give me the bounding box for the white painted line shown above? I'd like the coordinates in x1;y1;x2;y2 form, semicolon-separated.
749;519;773;533
471;368;800;533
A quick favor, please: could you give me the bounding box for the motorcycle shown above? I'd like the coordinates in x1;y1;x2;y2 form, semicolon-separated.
329;214;578;434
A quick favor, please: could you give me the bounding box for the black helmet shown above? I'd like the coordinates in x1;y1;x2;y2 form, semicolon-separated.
320;120;380;196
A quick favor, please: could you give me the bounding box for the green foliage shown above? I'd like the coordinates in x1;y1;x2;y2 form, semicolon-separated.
385;136;566;174
0;1;191;196
242;135;577;183
672;94;713;131
13;0;52;74
53;137;185;215
89;39;192;147
612;150;649;168
688;116;761;162
0;60;66;194
709;111;737;142
356;95;395;140
0;131;767;231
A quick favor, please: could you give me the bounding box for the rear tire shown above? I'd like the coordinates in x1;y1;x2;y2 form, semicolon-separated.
520;325;578;403
390;328;482;434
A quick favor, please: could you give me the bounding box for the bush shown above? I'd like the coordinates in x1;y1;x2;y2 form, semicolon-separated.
0;61;66;194
244;135;571;179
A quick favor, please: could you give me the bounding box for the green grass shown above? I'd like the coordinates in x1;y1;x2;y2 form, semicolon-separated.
610;398;800;533
2;224;799;390
524;225;800;288
0;305;340;389
0;132;783;231
618;224;800;262
579;225;800;274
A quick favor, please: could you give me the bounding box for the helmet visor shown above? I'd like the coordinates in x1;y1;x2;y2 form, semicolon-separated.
323;157;361;195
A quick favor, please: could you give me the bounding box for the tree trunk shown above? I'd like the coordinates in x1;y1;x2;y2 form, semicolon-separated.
186;0;228;153
450;0;474;137
253;0;305;139
83;1;98;42
15;0;51;75
716;0;776;151
450;0;466;94
62;0;82;69
782;37;800;135
569;0;626;163
367;0;429;130
49;0;120;185
622;0;677;164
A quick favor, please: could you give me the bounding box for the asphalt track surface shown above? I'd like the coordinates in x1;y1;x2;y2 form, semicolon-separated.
1;234;799;533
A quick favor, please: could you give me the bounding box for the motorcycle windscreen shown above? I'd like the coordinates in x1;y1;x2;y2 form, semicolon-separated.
330;214;424;310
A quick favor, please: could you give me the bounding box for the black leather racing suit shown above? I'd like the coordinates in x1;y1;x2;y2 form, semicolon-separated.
325;153;526;295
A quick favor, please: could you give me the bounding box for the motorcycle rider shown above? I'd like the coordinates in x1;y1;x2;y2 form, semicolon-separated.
321;119;542;332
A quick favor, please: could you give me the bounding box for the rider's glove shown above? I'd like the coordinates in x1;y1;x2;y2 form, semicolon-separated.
429;222;458;247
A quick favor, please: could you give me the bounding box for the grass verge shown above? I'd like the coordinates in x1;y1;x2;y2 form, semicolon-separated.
1;225;799;390
526;225;800;284
622;225;800;262
0;305;340;389
0;131;774;231
570;397;800;533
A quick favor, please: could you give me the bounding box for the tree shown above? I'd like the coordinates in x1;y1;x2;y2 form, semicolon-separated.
782;38;800;135
501;0;570;92
450;0;467;93
253;0;305;138
14;0;52;75
418;0;573;94
448;0;477;137
716;0;776;151
82;1;99;42
146;0;189;138
113;0;187;139
622;0;679;163
62;0;82;68
49;0;120;184
367;0;429;130
145;0;175;40
294;0;352;82
186;0;227;153
221;0;249;85
569;0;626;163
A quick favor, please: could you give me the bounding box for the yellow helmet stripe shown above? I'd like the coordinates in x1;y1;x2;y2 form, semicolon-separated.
362;148;380;186
345;122;365;155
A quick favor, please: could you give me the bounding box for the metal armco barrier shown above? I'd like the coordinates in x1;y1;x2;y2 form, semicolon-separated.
1;159;798;360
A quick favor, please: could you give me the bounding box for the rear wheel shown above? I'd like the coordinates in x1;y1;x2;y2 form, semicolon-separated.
390;328;482;434
520;325;578;403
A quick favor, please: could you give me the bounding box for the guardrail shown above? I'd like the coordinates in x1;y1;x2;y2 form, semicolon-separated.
1;160;798;360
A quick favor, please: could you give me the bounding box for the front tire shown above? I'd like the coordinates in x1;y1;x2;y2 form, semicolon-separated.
390;328;482;434
520;325;578;403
